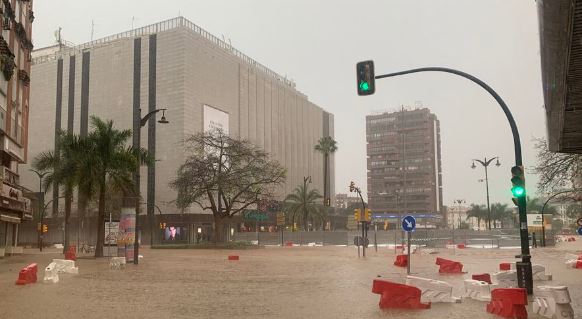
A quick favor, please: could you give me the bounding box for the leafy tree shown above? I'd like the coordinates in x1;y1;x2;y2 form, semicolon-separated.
33;131;90;252
171;130;286;243
314;136;338;205
283;183;324;231
534;138;582;197
466;204;488;230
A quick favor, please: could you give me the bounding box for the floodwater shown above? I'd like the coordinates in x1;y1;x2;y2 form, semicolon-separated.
1;242;581;319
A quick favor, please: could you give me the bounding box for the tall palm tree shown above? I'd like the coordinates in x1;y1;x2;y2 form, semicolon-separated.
76;116;151;257
314;136;338;206
33;131;89;252
283;184;323;231
490;203;513;229
466;204;488;230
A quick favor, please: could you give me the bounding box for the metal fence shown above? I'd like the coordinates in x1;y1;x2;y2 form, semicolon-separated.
232;229;555;248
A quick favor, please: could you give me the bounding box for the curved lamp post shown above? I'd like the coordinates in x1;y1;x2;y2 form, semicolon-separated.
133;108;169;265
373;66;532;293
29;169;48;251
540;189;581;247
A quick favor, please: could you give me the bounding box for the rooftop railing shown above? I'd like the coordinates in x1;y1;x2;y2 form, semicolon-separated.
32;17;296;88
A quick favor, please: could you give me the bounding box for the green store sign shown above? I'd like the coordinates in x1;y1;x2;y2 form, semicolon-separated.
244;211;268;221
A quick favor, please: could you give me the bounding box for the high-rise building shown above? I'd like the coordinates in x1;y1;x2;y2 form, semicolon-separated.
0;0;34;257
366;108;443;226
335;193;361;209
22;17;335;224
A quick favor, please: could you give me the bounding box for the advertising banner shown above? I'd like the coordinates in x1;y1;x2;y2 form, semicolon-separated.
118;208;136;262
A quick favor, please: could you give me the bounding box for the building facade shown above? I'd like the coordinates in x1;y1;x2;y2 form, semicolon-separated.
0;0;34;257
21;17;334;230
366;108;443;226
334;193;361;209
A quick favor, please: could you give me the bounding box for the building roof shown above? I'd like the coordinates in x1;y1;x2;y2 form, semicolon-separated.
538;0;582;153
32;16;297;89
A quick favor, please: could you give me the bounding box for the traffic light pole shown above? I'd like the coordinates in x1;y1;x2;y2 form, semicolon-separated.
375;67;532;293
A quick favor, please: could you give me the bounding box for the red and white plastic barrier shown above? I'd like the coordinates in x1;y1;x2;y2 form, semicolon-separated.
532;286;574;319
43;262;59;283
371;279;431;309
486;288;528;319
463;279;491;302
405;275;460;303
52;259;78;274
435;257;464;274
492;270;518;288
15;263;38;285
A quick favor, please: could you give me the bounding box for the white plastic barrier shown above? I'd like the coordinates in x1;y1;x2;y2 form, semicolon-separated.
463;279;491;302
492;270;518;288
110;257;126;270
52;259;79;274
405;275;460;303
533;264;553;281
532;286;574;319
565;259;581;268
43;262;59;283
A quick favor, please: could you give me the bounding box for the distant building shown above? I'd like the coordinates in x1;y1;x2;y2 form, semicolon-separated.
366;108;443;227
335;193;361;209
0;0;35;257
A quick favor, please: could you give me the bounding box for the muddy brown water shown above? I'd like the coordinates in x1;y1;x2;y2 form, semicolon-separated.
1;242;581;319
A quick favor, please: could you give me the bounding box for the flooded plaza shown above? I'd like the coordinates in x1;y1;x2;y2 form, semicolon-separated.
1;241;582;319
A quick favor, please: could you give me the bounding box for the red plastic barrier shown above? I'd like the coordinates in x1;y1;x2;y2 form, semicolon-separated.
486;288;527;319
576;261;582;269
15;263;38;285
395;245;404;249
472;273;492;284
435;257;464;274
499;263;511;271
284;241;293;247
65;245;76;261
394;254;408;267
372;279;431;309
457;243;466;249
228;255;239;261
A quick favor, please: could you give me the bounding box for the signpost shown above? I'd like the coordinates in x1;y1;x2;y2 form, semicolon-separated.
402;215;416;275
577;227;582;236
276;213;285;246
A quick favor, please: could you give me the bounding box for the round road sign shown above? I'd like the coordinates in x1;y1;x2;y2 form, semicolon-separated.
577;217;582;227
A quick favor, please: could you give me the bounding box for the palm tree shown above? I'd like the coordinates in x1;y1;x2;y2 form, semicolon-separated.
283;183;324;231
490;203;513;229
314;136;338;206
76;116;151;257
33;131;89;252
466;204;488;230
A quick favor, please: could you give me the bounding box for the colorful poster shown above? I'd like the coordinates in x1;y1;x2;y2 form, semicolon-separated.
118;208;136;262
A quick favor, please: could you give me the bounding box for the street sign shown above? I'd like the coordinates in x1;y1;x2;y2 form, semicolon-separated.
276;213;285;226
577;227;582;236
402;215;416;232
353;236;369;247
577;217;582;227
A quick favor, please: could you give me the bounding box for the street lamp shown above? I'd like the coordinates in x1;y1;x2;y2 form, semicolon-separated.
30;169;48;251
471;157;500;230
133;108;169;265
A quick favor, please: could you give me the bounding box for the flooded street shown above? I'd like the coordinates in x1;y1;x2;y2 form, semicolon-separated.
1;242;582;319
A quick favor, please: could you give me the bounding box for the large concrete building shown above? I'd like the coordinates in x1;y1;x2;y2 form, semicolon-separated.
366;108;443;227
21;17;334;230
0;0;34;257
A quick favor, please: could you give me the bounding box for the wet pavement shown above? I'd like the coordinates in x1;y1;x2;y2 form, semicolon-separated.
1;241;581;319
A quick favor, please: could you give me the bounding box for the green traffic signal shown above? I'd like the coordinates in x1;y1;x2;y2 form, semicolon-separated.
359;81;370;91
511;185;525;197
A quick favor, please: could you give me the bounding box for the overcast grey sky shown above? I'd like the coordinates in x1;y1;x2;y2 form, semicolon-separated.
32;1;545;207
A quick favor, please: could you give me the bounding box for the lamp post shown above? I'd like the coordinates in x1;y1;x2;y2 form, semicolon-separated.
471;157;500;230
30;169;47;251
540;189;581;247
133;108;169;265
453;199;465;229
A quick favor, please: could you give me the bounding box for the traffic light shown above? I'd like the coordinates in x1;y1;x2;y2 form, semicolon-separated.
356;60;375;96
511;165;526;198
364;208;372;222
354;209;361;222
42;224;48;233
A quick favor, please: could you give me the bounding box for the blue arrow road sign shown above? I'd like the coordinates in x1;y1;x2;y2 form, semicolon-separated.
577;227;582;236
402;215;416;232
